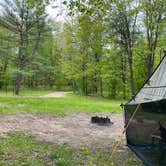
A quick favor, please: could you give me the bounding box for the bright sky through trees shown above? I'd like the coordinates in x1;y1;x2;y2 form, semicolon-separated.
46;0;68;22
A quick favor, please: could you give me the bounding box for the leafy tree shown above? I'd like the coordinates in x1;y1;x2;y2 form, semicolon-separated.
0;0;47;94
107;0;140;96
141;0;166;78
0;28;13;90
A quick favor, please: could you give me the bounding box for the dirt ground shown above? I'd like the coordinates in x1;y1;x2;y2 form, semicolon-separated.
0;112;143;165
0;92;143;165
0;113;123;147
41;92;69;98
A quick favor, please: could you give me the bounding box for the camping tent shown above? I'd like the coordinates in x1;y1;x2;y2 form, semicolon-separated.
124;56;166;166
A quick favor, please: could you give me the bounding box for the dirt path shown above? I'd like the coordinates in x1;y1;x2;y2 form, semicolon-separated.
0;113;123;147
42;92;69;98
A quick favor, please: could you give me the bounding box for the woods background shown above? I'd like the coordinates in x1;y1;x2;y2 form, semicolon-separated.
0;0;166;99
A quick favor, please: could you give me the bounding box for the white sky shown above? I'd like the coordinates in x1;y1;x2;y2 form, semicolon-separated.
46;0;69;22
0;0;68;22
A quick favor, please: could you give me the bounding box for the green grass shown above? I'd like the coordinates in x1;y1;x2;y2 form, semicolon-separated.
0;92;142;166
0;133;143;166
0;90;52;97
0;93;124;115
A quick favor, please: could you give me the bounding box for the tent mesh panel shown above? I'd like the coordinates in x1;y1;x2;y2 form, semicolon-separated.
125;100;166;166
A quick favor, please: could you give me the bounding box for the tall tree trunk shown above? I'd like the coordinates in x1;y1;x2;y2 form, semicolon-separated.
14;30;24;95
121;53;127;99
82;61;88;95
100;77;103;97
147;53;154;79
111;79;117;98
72;79;76;93
128;50;135;97
93;77;98;95
15;74;22;95
15;56;25;95
82;76;86;95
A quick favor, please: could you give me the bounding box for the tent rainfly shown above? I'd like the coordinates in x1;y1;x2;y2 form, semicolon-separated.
124;56;166;166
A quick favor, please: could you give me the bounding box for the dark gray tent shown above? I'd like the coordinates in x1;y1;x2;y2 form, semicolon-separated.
124;56;166;166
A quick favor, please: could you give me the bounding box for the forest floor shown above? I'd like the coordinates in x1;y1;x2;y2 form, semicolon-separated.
0;91;143;165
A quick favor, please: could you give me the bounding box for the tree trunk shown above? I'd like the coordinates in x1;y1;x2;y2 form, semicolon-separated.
128;50;135;97
147;53;154;79
121;54;127;99
72;79;76;94
14;74;22;95
100;77;103;97
93;77;98;95
111;79;117;99
14;30;24;95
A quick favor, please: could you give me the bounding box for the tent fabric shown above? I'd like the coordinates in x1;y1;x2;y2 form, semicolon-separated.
129;145;166;166
124;99;166;166
124;100;166;145
129;56;166;105
124;56;166;166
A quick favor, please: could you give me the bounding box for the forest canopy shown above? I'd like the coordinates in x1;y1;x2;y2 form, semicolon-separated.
0;0;166;99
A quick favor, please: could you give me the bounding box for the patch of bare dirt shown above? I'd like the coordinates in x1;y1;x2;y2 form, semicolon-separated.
41;92;69;98
0;113;124;147
0;113;143;165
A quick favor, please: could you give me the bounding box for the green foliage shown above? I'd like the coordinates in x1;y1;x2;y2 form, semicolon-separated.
80;146;90;156
0;0;166;98
0;0;49;94
141;0;166;77
60;0;166;98
0;0;63;93
60;7;106;96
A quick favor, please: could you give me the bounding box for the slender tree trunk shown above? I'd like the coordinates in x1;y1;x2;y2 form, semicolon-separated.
82;61;88;95
147;53;154;78
15;56;25;95
121;53;127;99
128;49;135;97
100;77;103;97
15;74;22;95
14;30;24;95
85;77;88;95
93;77;98;95
111;79;117;98
82;76;86;95
49;76;54;89
72;79;76;93
15;9;30;95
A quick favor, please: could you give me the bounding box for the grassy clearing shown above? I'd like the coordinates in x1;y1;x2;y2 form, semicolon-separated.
0;133;142;166
0;90;52;97
0;92;123;115
0;91;139;166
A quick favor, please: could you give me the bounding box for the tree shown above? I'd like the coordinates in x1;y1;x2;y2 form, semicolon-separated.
0;0;47;94
0;27;13;90
107;0;140;96
142;0;166;78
